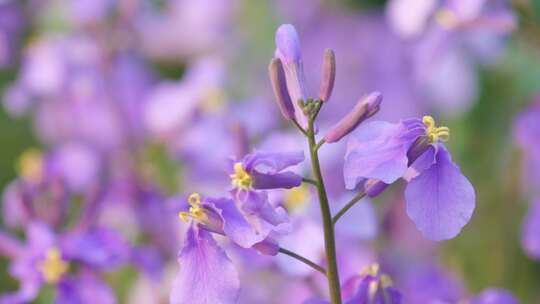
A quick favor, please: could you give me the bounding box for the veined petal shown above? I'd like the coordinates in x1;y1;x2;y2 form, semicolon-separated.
170;225;239;304
405;145;475;241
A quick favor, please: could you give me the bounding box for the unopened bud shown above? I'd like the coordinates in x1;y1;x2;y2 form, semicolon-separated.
324;92;382;143
319;49;336;103
269;58;295;120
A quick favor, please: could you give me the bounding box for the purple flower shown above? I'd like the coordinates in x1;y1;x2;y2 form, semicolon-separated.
179;193;288;254
170;224;240;304
1;221;129;303
304;264;402;304
470;288;519;304
344;116;475;240
521;200;540;260
228;150;304;191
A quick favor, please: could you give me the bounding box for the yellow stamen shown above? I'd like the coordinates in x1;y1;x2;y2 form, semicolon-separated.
201;88;225;113
284;185;311;213
423;115;450;143
230;163;253;190
178;193;207;223
361;263;380;277
17;148;44;183
435;8;459;29
38;247;69;284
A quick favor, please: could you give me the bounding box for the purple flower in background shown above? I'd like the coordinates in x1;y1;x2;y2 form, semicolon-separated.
521;199;540;260
0;222;127;303
471;288;519;304
344;115;475;240
170;224;239;304
513;100;540;260
304;264;401;304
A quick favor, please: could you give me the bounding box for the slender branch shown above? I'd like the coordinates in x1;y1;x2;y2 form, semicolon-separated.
332;191;367;225
278;247;327;275
292;119;308;136
302;177;317;186
307;119;342;304
316;139;326;151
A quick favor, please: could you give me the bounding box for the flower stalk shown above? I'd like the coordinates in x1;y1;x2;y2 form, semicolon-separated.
307;115;342;304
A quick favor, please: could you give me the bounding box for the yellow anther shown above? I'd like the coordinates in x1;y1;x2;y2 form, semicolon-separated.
178;211;190;223
17;148;44;183
188;193;201;206
284;186;311;213
201;88;225;113
178;193;207;223
435;8;459;29
230;163;253;190
423;115;450;143
38;247;69;284
361;263;380;277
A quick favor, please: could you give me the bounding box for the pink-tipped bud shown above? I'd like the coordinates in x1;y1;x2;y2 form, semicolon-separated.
269;58;295;120
319;49;336;102
324;92;382;143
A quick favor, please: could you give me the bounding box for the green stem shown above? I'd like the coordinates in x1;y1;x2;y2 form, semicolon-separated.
278;247;327;275
307;119;342;304
332;191;366;225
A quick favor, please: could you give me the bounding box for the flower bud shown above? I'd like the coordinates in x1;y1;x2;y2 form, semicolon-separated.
324;92;382;143
319;49;336;103
274;24;308;128
268;58;295;120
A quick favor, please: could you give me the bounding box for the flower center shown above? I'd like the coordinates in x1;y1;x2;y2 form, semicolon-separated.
17;148;44;183
423;115;450;144
179;193;207;223
230;163;253;190
38;247;69;284
361;263;394;299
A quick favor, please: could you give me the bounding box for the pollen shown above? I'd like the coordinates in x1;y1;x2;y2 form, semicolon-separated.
230;162;253;190
423;115;450;143
38;247;69;284
361;263;381;277
17;148;44;183
178;193;207;223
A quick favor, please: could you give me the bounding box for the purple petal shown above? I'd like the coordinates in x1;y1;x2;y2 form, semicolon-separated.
212;197;267;248
471;288;519;304
405;145;476;241
252;171;302;189
244;150;304;174
57;272;116;304
60;228;130;269
521;200;540;260
170;225;239;304
344;120;423;188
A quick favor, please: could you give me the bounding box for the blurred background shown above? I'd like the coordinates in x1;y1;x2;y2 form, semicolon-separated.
1;0;540;303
